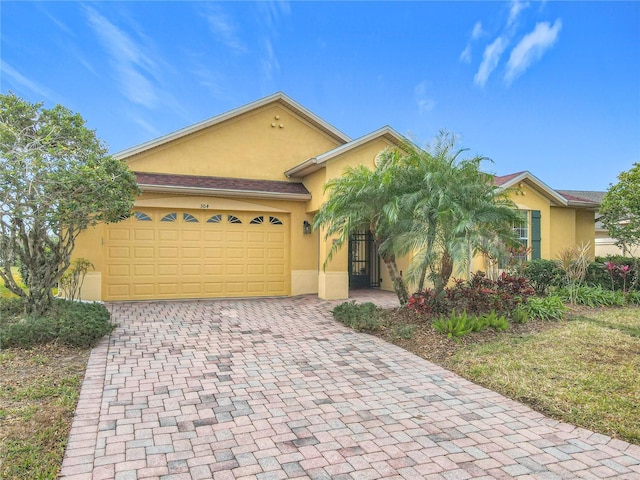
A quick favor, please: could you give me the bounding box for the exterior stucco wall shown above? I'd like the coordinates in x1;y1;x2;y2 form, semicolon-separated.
125;104;342;181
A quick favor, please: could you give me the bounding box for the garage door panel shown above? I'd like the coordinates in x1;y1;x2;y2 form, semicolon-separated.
226;264;244;275
204;231;223;241
226;232;244;242
134;247;154;259
181;283;202;295
182;230;201;241
268;281;285;292
134;229;154;241
133;264;154;276
247;264;265;275
268;264;285;275
158;264;179;276
226;248;244;259
181;264;202;275
181;247;201;258
133;284;155;296
204;265;223;275
159;230;179;241
225;282;245;293
109;229;130;241
247;282;266;293
104;208;289;300
247;248;264;259
247;232;265;242
108;264;130;276
108;246;130;258
268;248;285;259
204;247;222;258
268;232;285;243
159;247;179;258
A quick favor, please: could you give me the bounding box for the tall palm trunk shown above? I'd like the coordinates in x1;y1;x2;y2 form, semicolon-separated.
434;249;453;294
381;253;408;305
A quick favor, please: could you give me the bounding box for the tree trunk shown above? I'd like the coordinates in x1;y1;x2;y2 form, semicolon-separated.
381;253;409;305
434;250;454;294
417;264;428;293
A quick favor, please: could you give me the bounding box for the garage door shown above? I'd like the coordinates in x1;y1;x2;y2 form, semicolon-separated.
104;209;290;301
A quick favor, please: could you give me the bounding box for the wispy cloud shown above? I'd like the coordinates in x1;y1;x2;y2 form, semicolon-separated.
200;5;247;54
1;61;59;101
414;81;435;114
505;19;562;84
260;38;280;81
460;21;484;64
474;37;508;87
255;2;291;82
471;21;484;40
508;0;530;27
84;6;159;108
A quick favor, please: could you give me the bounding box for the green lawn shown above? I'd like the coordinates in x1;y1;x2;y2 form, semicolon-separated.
449;307;640;444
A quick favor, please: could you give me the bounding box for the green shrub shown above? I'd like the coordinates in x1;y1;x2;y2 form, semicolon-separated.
391;323;415;340
434;311;475;338
511;307;529;324
484;311;510;331
522;259;565;295
0;316;58;348
433;310;509;338
56;301;114;347
586;256;639;291
518;295;567;321
556;285;626;307
624;291;640;305
332;301;382;332
0;299;114;348
0;297;24;317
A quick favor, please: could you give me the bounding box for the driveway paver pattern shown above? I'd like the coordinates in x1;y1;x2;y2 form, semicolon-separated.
60;293;640;479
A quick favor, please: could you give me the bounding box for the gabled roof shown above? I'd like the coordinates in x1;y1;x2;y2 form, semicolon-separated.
114;92;351;160
557;190;605;204
494;171;598;208
135;172;311;201
284;126;408;178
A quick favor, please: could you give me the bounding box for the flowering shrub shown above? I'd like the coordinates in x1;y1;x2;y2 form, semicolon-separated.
407;271;534;319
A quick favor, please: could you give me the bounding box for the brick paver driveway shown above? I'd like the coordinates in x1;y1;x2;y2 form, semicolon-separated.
61;293;640;479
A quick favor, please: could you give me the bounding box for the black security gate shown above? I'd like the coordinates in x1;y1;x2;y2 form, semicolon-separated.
348;232;381;289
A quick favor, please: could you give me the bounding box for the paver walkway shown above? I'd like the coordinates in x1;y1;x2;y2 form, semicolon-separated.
60;292;640;479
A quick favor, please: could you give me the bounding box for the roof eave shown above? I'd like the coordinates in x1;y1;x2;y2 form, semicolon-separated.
285;126;410;178
138;184;311;201
284;158;320;178
113;92;351;160
497;171;568;207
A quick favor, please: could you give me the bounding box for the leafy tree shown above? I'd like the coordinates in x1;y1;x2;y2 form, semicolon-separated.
391;132;520;294
600;163;640;256
313;152;410;304
0;93;139;315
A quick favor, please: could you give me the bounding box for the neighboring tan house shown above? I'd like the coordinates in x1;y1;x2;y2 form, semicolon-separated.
72;93;598;302
558;190;639;257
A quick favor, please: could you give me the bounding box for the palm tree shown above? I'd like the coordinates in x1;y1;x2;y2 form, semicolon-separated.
393;132;520;294
313;152;410;304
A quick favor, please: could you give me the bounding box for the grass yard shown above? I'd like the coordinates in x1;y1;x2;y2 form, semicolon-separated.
448;307;640;445
0;344;90;480
378;305;640;445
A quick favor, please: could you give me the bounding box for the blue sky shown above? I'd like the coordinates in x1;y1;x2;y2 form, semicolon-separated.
1;1;638;191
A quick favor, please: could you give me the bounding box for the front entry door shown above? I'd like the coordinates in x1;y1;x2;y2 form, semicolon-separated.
348;232;381;289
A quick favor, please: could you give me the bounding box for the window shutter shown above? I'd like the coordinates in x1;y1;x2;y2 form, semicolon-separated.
531;210;541;259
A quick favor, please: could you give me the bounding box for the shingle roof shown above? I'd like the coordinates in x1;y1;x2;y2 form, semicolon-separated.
557;190;605;204
135;172;310;198
493;171;527;186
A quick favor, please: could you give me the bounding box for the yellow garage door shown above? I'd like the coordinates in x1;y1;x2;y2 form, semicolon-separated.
104;209;290;301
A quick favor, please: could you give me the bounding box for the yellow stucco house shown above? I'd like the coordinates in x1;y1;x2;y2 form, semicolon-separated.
73;93;598;302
